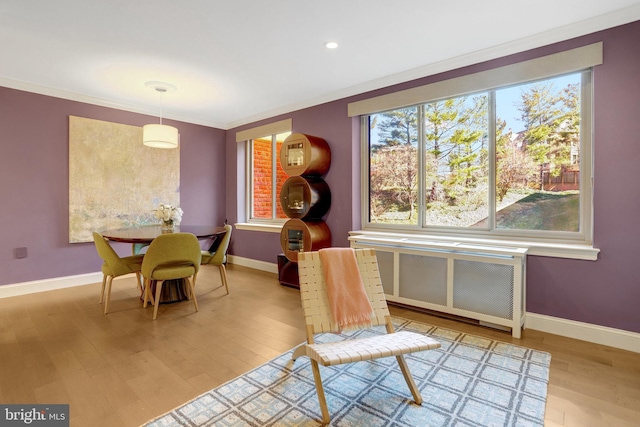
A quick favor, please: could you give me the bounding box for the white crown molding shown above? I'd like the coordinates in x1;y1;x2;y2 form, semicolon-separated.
226;4;640;129
0;76;227;129
3;6;640;131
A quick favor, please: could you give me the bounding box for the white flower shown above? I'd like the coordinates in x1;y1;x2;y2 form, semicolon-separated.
153;204;183;223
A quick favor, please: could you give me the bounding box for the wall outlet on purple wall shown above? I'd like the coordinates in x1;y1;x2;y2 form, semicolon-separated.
14;247;27;259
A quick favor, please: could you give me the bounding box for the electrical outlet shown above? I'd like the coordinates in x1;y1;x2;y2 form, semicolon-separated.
15;247;28;259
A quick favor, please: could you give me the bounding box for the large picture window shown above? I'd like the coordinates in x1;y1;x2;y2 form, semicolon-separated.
365;70;591;243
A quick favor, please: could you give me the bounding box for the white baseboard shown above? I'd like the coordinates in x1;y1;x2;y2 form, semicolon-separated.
2;263;638;353
526;312;640;354
227;255;278;274
0;272;103;299
0;257;277;300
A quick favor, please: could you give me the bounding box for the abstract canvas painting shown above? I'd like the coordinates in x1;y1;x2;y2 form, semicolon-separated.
68;116;180;243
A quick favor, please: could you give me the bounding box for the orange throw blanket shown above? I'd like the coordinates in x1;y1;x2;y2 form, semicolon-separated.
319;248;373;331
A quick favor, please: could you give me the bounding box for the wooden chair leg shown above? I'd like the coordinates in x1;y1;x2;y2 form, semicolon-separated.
219;264;229;295
191;272;198;297
143;278;151;308
384;315;423;403
99;274;107;304
310;360;331;424
187;277;199;313
395;354;423;405
135;272;143;295
291;344;307;361
148;280;155;306
104;276;114;314
153;281;163;320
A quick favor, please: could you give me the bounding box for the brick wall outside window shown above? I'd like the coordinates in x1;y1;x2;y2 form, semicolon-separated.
253;138;287;219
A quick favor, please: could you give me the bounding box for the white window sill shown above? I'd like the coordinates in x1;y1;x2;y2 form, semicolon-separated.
234;222;283;233
349;230;600;261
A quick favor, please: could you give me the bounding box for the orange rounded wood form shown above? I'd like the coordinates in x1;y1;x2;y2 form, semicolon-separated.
280;219;331;262
279;133;331;177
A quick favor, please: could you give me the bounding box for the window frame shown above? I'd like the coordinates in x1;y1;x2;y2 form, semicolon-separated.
357;51;598;255
235;119;291;231
246;132;290;224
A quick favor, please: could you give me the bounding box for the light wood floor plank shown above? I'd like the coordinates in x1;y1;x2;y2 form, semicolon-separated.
0;264;638;426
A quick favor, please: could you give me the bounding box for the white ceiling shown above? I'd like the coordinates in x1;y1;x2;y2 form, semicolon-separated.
2;1;640;130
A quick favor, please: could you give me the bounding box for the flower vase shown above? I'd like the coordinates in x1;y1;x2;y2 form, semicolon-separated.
161;219;175;232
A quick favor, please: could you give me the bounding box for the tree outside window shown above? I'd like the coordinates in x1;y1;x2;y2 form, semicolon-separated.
367;72;584;235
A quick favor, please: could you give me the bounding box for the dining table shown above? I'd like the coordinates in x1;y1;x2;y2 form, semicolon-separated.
101;225;227;303
101;224;226;246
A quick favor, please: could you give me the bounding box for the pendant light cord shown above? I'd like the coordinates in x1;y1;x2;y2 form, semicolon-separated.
157;87;166;125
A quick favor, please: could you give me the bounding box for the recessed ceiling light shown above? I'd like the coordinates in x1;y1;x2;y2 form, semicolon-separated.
325;41;339;49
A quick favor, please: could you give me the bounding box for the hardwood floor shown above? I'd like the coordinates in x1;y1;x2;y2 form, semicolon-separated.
0;264;638;426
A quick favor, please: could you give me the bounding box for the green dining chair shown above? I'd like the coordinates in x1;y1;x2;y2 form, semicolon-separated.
142;232;202;320
200;224;232;295
92;232;145;314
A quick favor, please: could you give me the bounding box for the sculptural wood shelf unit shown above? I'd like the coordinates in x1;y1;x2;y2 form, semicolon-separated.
280;176;331;219
278;133;331;287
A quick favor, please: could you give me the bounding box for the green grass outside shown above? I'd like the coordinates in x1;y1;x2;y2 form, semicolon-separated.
494;192;579;231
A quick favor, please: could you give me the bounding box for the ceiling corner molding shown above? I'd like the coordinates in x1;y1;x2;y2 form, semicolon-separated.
0;76;226;129
229;6;640;129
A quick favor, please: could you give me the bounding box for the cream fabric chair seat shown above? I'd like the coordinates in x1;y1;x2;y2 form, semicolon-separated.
304;330;440;366
294;248;441;425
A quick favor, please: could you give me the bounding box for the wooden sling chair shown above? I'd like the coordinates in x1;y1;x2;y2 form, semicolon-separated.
293;248;441;424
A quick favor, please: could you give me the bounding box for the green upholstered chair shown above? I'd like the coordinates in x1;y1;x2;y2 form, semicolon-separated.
142;232;202;320
200;224;232;295
92;232;144;314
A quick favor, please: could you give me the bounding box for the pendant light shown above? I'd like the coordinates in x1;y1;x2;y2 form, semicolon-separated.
143;81;179;149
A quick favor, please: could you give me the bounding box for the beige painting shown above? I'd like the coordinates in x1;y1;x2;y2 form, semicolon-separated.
69;116;180;243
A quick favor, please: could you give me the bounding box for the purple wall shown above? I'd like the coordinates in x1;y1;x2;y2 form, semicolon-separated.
2;20;639;335
227;21;640;334
0;87;226;285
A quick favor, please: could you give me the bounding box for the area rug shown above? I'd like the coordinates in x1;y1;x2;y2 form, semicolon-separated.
142;317;550;426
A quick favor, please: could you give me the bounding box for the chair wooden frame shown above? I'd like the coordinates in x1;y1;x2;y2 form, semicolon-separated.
293;248;441;424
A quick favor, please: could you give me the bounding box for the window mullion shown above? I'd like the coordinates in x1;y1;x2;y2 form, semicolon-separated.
418;105;425;228
488;91;497;230
248;139;255;220
361;116;370;226
581;70;593;242
271;135;277;220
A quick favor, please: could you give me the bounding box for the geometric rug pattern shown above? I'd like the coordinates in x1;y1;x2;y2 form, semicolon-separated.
142;317;550;427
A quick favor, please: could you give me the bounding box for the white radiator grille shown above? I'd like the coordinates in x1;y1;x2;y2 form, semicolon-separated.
399;253;447;306
453;259;514;319
376;250;394;295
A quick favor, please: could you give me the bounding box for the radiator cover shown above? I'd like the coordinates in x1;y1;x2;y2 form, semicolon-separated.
349;234;527;338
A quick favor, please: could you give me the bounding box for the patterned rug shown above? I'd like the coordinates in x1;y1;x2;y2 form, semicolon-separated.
142;317;550;426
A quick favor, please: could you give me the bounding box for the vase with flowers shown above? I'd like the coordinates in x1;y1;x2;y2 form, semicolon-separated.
154;203;183;232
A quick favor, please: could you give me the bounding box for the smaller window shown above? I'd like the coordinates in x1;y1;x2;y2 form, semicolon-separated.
248;131;291;222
